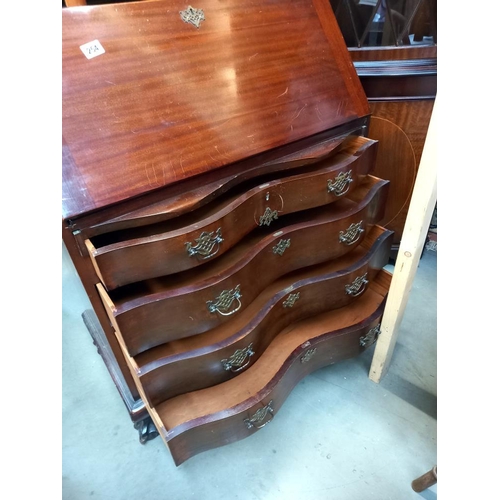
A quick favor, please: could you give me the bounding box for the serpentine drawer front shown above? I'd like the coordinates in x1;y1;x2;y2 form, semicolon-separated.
151;271;392;466
135;226;393;404
97;176;388;355
86;136;378;290
62;0;396;467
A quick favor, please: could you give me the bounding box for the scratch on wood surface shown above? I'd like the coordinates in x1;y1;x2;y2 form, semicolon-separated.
169;159;176;180
145;164;159;187
277;87;288;98
249;52;259;60
291;104;307;122
105;80;116;86
217;118;231;128
315;106;323;120
215;145;231;160
335;99;347;117
179;155;186;175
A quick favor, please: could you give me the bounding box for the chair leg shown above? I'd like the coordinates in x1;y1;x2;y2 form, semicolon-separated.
411;465;437;492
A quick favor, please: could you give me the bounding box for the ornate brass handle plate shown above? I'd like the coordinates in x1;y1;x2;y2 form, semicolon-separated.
339;220;364;245
272;238;291;256
185;227;223;259
221;343;255;372
179;6;205;28
345;273;369;297
207;285;242;316
259;207;279;226
327;170;353;196
360;323;381;347
244;400;274;429
300;348;317;363
283;292;300;308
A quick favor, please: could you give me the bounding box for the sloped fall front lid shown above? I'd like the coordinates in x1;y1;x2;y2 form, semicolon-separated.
62;0;369;219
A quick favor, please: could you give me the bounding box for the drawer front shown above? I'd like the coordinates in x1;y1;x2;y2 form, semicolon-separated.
158;297;388;466
138;227;393;405
87;138;377;290
106;178;389;355
85;135;353;236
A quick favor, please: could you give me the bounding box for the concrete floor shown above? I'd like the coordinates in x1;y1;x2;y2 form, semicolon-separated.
62;243;437;500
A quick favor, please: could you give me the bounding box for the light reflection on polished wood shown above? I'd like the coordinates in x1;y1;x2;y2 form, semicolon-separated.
62;0;368;219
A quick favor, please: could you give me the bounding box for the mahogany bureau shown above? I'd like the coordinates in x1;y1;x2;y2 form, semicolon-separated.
62;0;394;465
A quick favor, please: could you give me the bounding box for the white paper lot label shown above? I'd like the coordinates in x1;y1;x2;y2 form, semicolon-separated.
80;40;105;59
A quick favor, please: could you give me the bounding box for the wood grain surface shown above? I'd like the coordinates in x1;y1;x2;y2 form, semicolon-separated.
62;0;369;219
85;135;349;235
368;100;434;242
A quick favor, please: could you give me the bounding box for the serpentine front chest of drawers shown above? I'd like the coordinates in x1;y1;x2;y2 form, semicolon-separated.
62;0;393;465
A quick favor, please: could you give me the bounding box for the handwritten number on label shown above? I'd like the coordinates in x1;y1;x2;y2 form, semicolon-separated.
80;40;105;60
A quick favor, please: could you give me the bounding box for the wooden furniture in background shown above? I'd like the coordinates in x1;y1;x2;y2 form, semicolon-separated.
329;0;437;255
352;51;436;255
62;0;396;463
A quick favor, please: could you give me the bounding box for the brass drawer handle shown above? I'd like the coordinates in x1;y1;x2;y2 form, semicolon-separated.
259;207;279;226
345;273;369;297
283;292;300;308
207;285;242;316
327;170;353;196
244;400;274;429
272;238;291;256
360;323;381;347
185;227;224;259
300;348;317;363
221;343;255;372
339;220;364;245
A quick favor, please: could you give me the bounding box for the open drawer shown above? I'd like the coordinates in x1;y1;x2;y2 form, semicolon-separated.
146;270;392;466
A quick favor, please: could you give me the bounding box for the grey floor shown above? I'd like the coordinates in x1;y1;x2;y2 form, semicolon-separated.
62;243;437;500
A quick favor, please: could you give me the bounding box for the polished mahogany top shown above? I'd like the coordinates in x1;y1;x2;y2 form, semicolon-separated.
62;0;369;219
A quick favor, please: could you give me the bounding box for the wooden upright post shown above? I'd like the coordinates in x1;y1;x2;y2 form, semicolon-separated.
369;96;438;383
